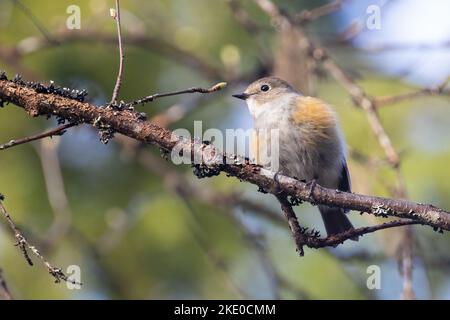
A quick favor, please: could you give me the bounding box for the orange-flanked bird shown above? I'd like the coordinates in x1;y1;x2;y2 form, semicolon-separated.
233;76;355;237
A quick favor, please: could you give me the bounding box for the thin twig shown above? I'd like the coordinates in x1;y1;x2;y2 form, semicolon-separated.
0;195;81;285
126;82;227;107
0;123;75;151
110;0;124;104
312;219;421;248
276;193;422;253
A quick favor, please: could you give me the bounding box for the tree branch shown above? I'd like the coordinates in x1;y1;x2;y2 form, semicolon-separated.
110;0;124;104
1;78;449;247
0;122;75;151
374;79;450;107
126;82;227;107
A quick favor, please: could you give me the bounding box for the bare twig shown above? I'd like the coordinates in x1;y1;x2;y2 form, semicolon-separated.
311;219;421;248
110;0;124;104
126;82;227;107
0;122;75;151
276;193;421;255
0;195;80;285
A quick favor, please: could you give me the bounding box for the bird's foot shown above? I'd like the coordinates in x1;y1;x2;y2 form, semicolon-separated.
273;170;286;195
305;179;317;203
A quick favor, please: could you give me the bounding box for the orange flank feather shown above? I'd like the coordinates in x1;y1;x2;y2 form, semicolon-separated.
291;96;338;145
292;97;336;128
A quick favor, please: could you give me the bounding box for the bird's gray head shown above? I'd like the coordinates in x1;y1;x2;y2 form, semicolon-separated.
232;77;299;118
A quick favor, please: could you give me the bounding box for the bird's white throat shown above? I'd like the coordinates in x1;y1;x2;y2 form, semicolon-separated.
246;93;298;120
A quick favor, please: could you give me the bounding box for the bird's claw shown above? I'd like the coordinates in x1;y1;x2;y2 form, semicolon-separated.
305;179;317;202
273;170;285;195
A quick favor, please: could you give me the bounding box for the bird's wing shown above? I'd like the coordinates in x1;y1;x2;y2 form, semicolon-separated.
338;160;351;214
338;160;351;193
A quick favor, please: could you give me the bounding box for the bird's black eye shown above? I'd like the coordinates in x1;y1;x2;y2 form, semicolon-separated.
260;84;270;92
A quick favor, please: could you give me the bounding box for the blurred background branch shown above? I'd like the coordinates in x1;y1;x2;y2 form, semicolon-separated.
0;196;76;284
0;269;13;300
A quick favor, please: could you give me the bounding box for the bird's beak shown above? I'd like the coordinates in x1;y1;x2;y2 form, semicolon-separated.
232;93;250;100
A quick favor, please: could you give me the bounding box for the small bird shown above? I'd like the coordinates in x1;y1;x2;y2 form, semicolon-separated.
233;76;355;237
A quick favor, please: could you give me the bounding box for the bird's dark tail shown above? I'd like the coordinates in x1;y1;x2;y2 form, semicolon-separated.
319;205;358;241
